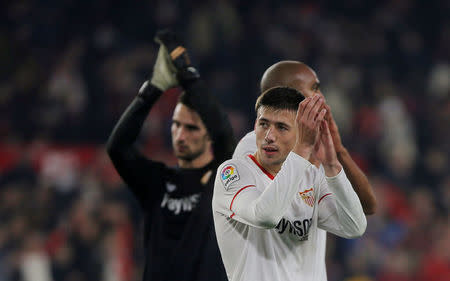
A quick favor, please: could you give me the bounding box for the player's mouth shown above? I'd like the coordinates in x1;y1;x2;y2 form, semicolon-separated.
262;146;278;156
176;144;189;153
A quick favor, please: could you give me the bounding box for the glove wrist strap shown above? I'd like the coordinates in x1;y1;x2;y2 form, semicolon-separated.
177;67;200;87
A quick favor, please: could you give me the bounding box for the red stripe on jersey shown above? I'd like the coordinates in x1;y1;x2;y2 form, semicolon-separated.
229;185;255;218
318;193;332;204
248;154;274;180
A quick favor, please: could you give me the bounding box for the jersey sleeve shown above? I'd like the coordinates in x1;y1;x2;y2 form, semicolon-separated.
181;78;236;165
232;131;257;159
213;152;312;229
106;83;167;208
316;168;367;238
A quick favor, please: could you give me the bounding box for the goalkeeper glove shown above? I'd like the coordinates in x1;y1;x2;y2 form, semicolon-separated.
154;29;200;84
150;44;178;91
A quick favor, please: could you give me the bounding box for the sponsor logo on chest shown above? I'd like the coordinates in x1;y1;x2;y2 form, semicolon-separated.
160;192;201;215
275;217;313;241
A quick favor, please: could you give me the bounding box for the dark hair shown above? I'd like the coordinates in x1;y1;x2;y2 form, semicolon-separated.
255;86;305;114
177;91;194;109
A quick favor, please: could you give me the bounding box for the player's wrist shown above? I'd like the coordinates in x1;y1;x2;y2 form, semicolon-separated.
138;80;163;103
292;143;313;160
335;146;348;158
149;78;170;92
177;66;200;86
322;162;342;177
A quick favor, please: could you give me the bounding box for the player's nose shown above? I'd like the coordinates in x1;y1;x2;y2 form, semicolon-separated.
265;127;276;143
174;126;187;141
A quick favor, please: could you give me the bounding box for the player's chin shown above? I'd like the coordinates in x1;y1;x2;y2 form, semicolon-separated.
261;154;280;164
175;151;192;160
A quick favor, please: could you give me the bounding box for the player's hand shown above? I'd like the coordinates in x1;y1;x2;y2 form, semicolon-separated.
316;120;342;176
154;29;200;83
293;94;327;159
150;44;178;91
324;104;345;154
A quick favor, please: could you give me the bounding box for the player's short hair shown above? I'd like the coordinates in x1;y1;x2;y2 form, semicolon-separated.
255;86;304;114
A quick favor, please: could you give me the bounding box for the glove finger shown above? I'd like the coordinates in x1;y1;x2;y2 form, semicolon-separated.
155;29;191;68
159;45;177;73
154;29;179;52
151;46;178;91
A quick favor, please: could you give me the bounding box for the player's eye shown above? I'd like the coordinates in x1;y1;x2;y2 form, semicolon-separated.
312;84;320;92
186;125;199;131
259;121;268;128
277;125;288;131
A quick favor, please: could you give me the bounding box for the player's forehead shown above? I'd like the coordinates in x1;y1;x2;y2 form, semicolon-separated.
257;106;296;126
172;103;205;127
296;67;319;90
261;63;319;94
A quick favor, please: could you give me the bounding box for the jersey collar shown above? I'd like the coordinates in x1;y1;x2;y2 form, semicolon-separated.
248;154;274;180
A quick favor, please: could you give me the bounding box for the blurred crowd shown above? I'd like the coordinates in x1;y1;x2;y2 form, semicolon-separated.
0;0;449;280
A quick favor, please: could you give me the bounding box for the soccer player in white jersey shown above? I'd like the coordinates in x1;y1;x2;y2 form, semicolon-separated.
235;61;376;216
212;87;367;281
231;61;377;280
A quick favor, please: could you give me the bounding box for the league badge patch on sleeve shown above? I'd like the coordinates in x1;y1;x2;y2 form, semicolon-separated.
221;164;240;190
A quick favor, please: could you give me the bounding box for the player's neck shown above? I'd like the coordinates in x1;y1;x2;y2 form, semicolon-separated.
254;153;282;176
178;150;214;169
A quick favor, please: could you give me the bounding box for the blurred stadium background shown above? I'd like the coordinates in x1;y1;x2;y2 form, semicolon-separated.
0;0;449;280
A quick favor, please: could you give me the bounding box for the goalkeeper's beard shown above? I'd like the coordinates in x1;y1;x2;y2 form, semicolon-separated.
173;144;206;162
175;150;203;161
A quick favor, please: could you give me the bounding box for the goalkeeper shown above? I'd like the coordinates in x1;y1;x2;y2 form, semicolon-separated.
106;30;233;281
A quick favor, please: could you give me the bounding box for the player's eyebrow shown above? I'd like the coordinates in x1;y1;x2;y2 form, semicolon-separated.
172;119;200;130
185;124;200;130
258;118;291;129
275;122;291;129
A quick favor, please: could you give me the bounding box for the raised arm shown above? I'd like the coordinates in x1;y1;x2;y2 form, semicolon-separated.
315;115;366;238
181;76;235;165
325;105;377;215
316;169;367;238
214;153;312;228
106;39;178;205
155;30;236;165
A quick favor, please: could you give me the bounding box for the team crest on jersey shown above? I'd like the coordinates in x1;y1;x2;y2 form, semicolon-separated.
221;164;239;190
299;188;315;207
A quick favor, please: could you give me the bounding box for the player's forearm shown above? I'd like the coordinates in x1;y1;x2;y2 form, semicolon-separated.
106;82;162;155
182;79;236;163
337;148;377;215
324;169;367;238
235;153;311;228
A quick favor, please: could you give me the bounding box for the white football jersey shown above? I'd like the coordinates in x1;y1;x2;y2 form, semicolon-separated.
232;130;327;280
214;150;366;281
